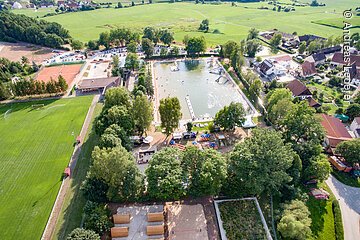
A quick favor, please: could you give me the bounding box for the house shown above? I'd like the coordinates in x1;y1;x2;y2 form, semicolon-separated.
311;52;326;66
331;53;360;68
307;97;321;109
320;114;353;149
301;61;317;77
258;59;274;76
314;45;341;55
350;117;360;138
287;79;312;99
78;77;120;94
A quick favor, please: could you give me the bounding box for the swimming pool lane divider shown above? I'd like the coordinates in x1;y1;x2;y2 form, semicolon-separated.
185;95;196;120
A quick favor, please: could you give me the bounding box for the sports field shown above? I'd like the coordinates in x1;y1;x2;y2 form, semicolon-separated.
0;96;93;240
36;64;83;86
13;0;360;46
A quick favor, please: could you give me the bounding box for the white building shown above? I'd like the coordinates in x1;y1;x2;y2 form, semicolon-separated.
350;117;360;138
12;2;22;9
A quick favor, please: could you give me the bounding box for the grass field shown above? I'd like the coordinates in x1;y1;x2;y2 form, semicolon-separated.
13;0;360;46
52;103;103;240
0;96;93;240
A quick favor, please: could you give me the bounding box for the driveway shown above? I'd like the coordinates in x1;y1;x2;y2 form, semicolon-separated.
326;175;360;240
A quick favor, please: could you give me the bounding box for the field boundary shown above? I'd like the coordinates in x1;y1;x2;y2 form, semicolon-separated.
41;94;100;240
214;198;273;240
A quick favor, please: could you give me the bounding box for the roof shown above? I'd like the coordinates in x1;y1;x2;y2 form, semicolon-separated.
315;45;341;55
320;114;352;147
287;79;312;96
299;34;325;43
272;55;292;62
302;61;317;77
258;59;273;74
353;117;360;125
78;77;119;90
332;53;360;67
307;97;321;108
312;52;326;62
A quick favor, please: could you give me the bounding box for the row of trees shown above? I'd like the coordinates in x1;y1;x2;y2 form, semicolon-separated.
0;56;36;83
0;11;70;48
11;75;68;96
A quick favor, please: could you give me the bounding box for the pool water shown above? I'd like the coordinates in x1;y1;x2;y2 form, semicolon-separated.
154;59;251;120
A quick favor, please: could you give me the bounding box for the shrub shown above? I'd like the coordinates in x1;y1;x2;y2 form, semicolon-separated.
332;200;344;240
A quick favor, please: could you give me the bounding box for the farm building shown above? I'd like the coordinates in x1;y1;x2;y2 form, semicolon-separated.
77;77;120;94
320;114;353;150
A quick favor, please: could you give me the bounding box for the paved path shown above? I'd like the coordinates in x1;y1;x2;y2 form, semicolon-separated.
326;175;360;240
41;94;100;240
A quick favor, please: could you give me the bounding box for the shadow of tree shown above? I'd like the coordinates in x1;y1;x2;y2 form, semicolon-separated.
54;122;100;239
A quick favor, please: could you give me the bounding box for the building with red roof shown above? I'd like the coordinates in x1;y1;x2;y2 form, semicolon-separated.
320;114;352;149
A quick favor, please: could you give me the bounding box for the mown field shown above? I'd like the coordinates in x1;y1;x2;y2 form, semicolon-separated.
13;0;360;46
0;96;93;240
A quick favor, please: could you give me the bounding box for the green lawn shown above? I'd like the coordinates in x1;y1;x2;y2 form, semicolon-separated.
0;96;93;240
331;170;360;188
306;183;336;240
13;0;360;46
52;103;103;240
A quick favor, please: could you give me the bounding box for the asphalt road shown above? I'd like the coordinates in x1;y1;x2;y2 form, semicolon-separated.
326;175;360;240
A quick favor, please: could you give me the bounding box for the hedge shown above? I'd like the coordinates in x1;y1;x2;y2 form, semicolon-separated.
332;200;344;240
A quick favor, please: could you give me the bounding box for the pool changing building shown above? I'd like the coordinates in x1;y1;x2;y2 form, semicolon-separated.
77;77;120;94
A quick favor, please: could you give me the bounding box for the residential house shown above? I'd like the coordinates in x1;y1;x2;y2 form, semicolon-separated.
301;61;317;77
331;53;360;85
287;79;321;109
311;52;326;66
257;59;286;81
350;117;360;138
320;114;353;150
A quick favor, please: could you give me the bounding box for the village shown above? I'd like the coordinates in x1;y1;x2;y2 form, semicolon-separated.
0;2;360;239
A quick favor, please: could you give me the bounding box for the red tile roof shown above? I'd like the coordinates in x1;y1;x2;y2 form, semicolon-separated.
302;61;317;77
287;79;312;97
332;53;360;67
320;114;352;147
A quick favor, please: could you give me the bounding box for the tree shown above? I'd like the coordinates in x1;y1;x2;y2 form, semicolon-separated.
98;32;110;49
182;146;227;196
99;132;122;149
83;201;112;235
354;92;360;104
214;102;245;131
159;97;182;136
21;56;29;65
247;28;259;40
90;146;144;201
279;101;324;164
145;147;185;200
278;200;312;240
160;48;167;57
245;39;261;57
298;41;306;54
141;38;154;58
104;87;131;110
224;128;295;197
143;27;159;44
186;36;206;56
159;29;174;45
170;46;180;56
345;103;360;121
132;94;153;135
249;78;262;100
221;40;239;58
336;139;360;165
104;124;132;151
307;40;322;53
305;154;331;181
126;41;137;53
125;52;139;71
66;228;100;240
71;40;83;50
57;75;68;92
199;19;209;32
269;33;282;53
266;88;293;124
117;2;123;8
87;40;98;50
81;173;109;203
186;122;193;132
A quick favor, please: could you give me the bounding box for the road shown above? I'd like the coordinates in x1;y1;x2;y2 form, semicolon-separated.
326;175;360;240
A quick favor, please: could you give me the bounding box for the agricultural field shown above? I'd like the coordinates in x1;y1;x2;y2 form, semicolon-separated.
0;96;93;240
13;0;360;46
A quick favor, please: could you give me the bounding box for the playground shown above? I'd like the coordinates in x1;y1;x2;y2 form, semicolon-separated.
153;58;255;121
35;63;83;87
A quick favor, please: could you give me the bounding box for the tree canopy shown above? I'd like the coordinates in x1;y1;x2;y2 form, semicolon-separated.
214;102;245;131
159;97;182;135
66;228;100;240
224;128;296;197
132;94;153;135
335;139;360;165
185;36;206;56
